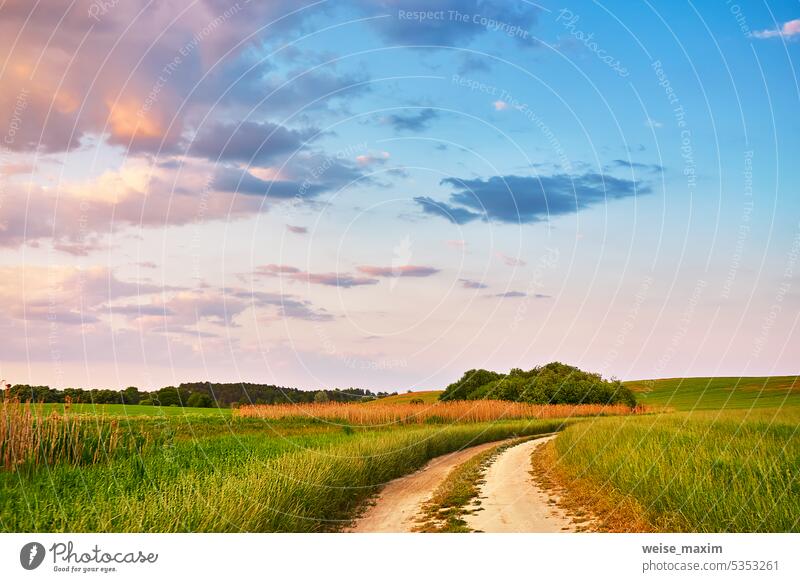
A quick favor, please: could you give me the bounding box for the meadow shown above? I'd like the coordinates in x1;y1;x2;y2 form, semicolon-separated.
0;395;581;532
544;408;799;532
2;374;798;533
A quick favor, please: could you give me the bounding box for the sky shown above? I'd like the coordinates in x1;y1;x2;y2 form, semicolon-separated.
0;0;798;391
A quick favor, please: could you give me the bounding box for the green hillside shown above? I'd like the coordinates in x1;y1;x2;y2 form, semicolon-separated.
624;376;800;411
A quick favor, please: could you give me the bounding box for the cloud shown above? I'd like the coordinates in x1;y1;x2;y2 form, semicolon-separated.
496;252;526;266
413;196;483;225
187;121;317;164
490;291;550;299
384;109;439;132
0;159;264;251
493;100;509;111
356;265;440;277
0;1;353;154
356;151;391;166
459;278;488;289
751;19;800;39
256;264;379;288
416;171;648;224
611;160;663;173
493;291;527;298
287;225;308;234
360;1;539;46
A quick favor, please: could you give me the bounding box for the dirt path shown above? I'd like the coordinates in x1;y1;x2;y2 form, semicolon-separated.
464;435;576;533
344;439;510;533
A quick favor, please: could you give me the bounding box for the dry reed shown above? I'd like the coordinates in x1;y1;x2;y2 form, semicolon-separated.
0;396;121;471
235;400;642;425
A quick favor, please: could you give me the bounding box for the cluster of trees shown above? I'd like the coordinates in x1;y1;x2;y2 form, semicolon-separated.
2;382;397;409
438;362;637;407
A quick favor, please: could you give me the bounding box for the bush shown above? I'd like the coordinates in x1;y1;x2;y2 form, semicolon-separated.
439;362;636;407
186;392;213;408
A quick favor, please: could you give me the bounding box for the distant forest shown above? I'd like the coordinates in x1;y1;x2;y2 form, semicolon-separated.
1;382;397;408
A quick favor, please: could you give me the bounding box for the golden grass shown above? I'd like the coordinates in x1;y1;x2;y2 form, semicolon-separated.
235;400;642;425
0;396;121;471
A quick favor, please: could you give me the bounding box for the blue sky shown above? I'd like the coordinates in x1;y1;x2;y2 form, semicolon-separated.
0;1;798;390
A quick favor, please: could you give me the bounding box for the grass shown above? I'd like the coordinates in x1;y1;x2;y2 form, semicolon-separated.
370;391;443;405
540;407;800;532
39;403;232;417
624;376;800;410
0;418;565;532
236;400;639;425
415;436;543;532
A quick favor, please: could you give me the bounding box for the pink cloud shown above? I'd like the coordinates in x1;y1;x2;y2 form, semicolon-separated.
356;265;440;277
752;19;800;39
256;264;378;288
496;252;527;267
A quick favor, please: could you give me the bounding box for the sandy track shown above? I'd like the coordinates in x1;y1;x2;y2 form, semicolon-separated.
344;439;510;533
464;435;575;532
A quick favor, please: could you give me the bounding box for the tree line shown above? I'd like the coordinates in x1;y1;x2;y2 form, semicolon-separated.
1;382;397;409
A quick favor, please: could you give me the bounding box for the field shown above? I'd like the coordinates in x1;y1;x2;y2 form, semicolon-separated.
1;393;599;532
2;376;798;533
624;375;800;410
368;390;443;405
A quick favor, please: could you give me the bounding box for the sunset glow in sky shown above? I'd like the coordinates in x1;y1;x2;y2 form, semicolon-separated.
1;1;799;390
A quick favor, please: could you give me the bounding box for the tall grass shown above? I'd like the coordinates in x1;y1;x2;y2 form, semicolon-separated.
549;409;800;532
0;397;124;471
1;419;566;531
236;400;639;425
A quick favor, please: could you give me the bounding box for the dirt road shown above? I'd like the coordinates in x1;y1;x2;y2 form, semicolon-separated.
344;439;507;532
464;435;575;532
346;434;577;533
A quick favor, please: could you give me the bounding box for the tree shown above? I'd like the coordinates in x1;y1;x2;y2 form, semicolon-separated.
122;386;141;405
186;392;213;408
313;390;330;403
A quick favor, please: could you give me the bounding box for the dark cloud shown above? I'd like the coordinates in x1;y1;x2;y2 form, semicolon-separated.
490;291;550;299
416;172;648;224
256;264;379;288
287;225;308;234
459;278;488;289
360;1;539;46
357;265;440;277
384;108;439;132
187;121;316;164
413;196;482;225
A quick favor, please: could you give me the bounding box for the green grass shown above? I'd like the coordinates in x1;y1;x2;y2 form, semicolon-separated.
550;408;800;532
369;390;443;405
0;418;565;532
625;376;800;411
39;403;231;417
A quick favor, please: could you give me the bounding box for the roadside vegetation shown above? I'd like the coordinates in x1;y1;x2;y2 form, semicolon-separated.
536;408;800;532
0;417;565;532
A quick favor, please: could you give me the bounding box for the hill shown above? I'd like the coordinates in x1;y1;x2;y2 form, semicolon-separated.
624;376;800;410
365;390;442;405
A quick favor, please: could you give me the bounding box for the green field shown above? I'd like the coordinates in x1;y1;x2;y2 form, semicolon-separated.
624;376;800;410
0;416;565;532
39;402;232;417
368;390;443;405
3;374;799;533
549;408;799;532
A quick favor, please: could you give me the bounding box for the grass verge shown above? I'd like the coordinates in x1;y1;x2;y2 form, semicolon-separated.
1;419;565;532
538;408;800;532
